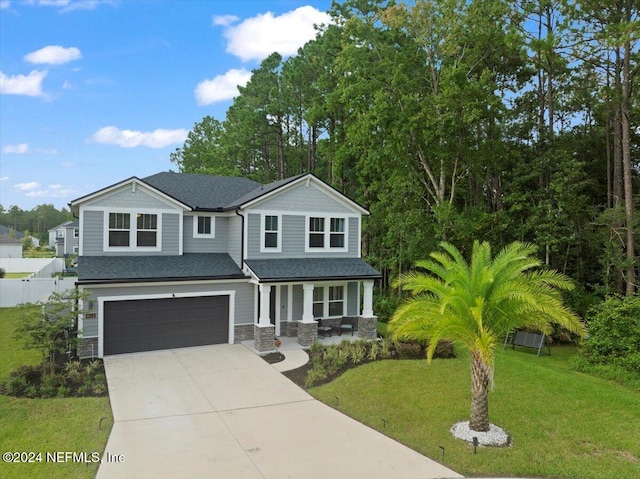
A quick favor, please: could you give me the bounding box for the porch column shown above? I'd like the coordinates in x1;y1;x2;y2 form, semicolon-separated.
255;283;275;352
358;280;377;340
298;283;317;346
301;283;315;322
362;280;374;318
258;284;271;326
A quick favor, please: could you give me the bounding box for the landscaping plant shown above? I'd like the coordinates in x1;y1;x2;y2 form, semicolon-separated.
389;241;586;434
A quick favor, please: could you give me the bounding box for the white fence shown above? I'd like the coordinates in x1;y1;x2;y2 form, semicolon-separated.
0;258;68;307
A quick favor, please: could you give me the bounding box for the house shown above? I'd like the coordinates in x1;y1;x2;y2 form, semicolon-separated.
69;172;380;358
48;220;79;256
0;225;40;247
0;234;23;258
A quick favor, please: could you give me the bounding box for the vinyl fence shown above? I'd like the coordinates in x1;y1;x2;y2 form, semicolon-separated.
0;258;68;307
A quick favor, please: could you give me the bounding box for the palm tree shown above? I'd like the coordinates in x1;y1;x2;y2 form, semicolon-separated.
389;241;585;433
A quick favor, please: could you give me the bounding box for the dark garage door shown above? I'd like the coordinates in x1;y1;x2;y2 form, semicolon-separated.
104;295;229;355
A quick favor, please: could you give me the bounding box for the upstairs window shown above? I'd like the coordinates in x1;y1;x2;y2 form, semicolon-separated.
108;213;130;247
330;218;345;248
193;215;215;238
136;214;157;247
73;228;79;238
309;217;325;248
307;216;348;251
264;216;278;247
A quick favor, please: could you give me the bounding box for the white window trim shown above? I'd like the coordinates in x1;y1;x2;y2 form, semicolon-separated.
102;208;163;252
305;214;349;253
260;213;282;253
312;283;347;319
192;214;216;238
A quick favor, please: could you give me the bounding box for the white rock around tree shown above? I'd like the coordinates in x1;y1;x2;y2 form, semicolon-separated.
450;421;510;446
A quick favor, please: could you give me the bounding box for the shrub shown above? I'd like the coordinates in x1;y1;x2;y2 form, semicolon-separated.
0;267;5;278
581;295;640;378
395;341;423;359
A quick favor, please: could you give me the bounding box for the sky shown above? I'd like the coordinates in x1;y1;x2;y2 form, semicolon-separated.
0;0;334;210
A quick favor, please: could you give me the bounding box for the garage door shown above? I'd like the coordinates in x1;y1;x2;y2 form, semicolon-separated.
104;295;229;355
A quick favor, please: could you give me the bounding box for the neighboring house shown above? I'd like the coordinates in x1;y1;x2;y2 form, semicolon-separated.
48;220;79;256
0;225;40;247
70;172;381;358
0;234;23;258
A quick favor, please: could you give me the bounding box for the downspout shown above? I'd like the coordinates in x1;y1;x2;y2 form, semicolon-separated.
235;208;245;268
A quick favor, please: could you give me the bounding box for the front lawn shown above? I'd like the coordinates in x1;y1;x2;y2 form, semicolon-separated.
310;346;640;479
0;306;113;479
2;273;31;279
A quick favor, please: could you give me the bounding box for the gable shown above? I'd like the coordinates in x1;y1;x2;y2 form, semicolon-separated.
244;179;363;215
83;182;184;211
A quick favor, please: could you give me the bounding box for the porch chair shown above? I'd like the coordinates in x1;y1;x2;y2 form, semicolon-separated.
338;317;356;336
317;318;333;338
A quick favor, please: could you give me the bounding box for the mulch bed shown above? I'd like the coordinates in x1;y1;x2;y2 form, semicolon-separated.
261;352;286;364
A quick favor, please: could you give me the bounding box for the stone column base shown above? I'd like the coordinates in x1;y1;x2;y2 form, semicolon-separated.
297;320;318;346
357;316;378;340
254;324;276;352
77;337;98;359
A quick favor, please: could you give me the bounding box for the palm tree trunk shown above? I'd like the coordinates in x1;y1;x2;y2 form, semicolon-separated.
470;351;491;432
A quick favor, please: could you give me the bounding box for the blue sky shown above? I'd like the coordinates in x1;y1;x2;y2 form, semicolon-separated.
0;0;333;210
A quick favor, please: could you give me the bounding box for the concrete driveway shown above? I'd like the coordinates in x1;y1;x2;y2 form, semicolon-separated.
98;344;461;479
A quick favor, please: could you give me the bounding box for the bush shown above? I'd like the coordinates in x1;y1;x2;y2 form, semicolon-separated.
0;267;5;278
581;295;640;378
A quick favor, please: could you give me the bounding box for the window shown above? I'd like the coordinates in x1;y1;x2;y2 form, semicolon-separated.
73;245;79;254
313;287;324;318
106;211;160;249
264;215;278;248
199;216;211;235
193;215;215;238
330;218;345;248
307;216;349;251
312;285;345;318
73;228;79;238
309;217;325;248
136;214;157;247
109;213;130;247
328;286;344;316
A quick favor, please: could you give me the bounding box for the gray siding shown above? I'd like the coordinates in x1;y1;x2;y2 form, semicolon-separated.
86;184;173;210
82;211;180;256
85;280;255;326
292;285;303;320
255;182;355;214
82;317;98;337
183;215;228;253
227;215;242;266
347;281;359;316
246;213;360;259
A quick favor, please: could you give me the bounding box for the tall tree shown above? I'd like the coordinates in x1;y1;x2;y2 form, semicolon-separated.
389;241;585;432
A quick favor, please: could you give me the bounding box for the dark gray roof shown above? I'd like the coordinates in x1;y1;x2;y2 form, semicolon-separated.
0;225;25;239
244;257;381;282
77;253;246;284
143;172;261;210
0;234;22;244
226;174;307;208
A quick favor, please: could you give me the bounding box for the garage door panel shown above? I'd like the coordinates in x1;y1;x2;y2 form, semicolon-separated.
104;295;229;355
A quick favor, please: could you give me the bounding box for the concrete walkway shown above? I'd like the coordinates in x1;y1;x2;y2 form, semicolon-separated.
98;344;461;479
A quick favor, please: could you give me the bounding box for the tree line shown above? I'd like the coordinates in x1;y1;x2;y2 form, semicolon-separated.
0;204;73;244
173;0;638;302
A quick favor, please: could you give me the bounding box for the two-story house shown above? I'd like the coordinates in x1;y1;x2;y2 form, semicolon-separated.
70;172;380;358
48;220;79;256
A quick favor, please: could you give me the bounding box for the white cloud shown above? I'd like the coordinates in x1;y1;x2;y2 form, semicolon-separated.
0;70;47;96
3;143;29;154
35;148;59;155
220;6;331;62
0;176;9;182
14;181;41;191
61;161;73;168
0;1;10;9
195;68;251;105
38;0;117;12
25;45;82;65
90;126;188;148
26;187;76;198
212;14;238;27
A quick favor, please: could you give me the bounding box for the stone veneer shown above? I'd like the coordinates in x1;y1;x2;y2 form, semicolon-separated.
78;337;99;359
357;316;378;340
280;320;298;337
297;321;318;346
254;324;276;352
234;324;255;342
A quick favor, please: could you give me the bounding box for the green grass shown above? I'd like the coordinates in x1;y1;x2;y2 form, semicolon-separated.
310;346;640;479
23;249;55;259
2;273;31;279
0;306;113;479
